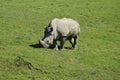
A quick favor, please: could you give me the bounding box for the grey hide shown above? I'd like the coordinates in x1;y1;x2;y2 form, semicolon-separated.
40;18;80;50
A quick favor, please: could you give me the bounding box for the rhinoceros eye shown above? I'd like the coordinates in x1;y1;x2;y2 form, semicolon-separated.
46;41;49;44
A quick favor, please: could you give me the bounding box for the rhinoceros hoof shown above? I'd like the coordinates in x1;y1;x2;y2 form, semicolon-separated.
54;48;59;50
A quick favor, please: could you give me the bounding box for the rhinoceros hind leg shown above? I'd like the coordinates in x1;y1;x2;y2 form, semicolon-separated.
73;36;78;49
69;38;74;49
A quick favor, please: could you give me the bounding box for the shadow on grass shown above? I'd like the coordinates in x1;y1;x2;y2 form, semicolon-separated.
29;43;42;48
29;43;55;49
29;43;72;50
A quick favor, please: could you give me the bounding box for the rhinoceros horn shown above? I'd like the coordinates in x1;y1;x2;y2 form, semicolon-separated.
40;40;44;45
39;40;49;48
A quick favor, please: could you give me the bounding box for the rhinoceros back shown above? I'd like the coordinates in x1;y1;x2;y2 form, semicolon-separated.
51;18;80;37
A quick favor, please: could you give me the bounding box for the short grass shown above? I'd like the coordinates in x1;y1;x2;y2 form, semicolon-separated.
0;0;120;80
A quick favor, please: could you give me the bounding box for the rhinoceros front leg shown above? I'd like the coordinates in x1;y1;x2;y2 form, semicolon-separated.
60;37;66;50
53;40;58;50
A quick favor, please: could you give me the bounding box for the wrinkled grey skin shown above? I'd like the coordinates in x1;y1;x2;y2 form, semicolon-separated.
40;18;80;50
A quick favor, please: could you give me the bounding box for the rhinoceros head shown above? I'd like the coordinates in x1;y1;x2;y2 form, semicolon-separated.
40;25;54;48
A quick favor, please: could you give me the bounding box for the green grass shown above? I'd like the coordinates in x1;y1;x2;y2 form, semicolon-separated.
0;0;120;80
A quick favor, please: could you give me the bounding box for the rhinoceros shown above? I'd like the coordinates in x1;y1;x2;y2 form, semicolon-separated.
39;18;80;50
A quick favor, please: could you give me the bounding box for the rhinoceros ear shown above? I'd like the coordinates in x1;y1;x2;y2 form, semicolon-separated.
48;27;53;32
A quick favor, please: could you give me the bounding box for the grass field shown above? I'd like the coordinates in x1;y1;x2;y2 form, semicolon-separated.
0;0;120;80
